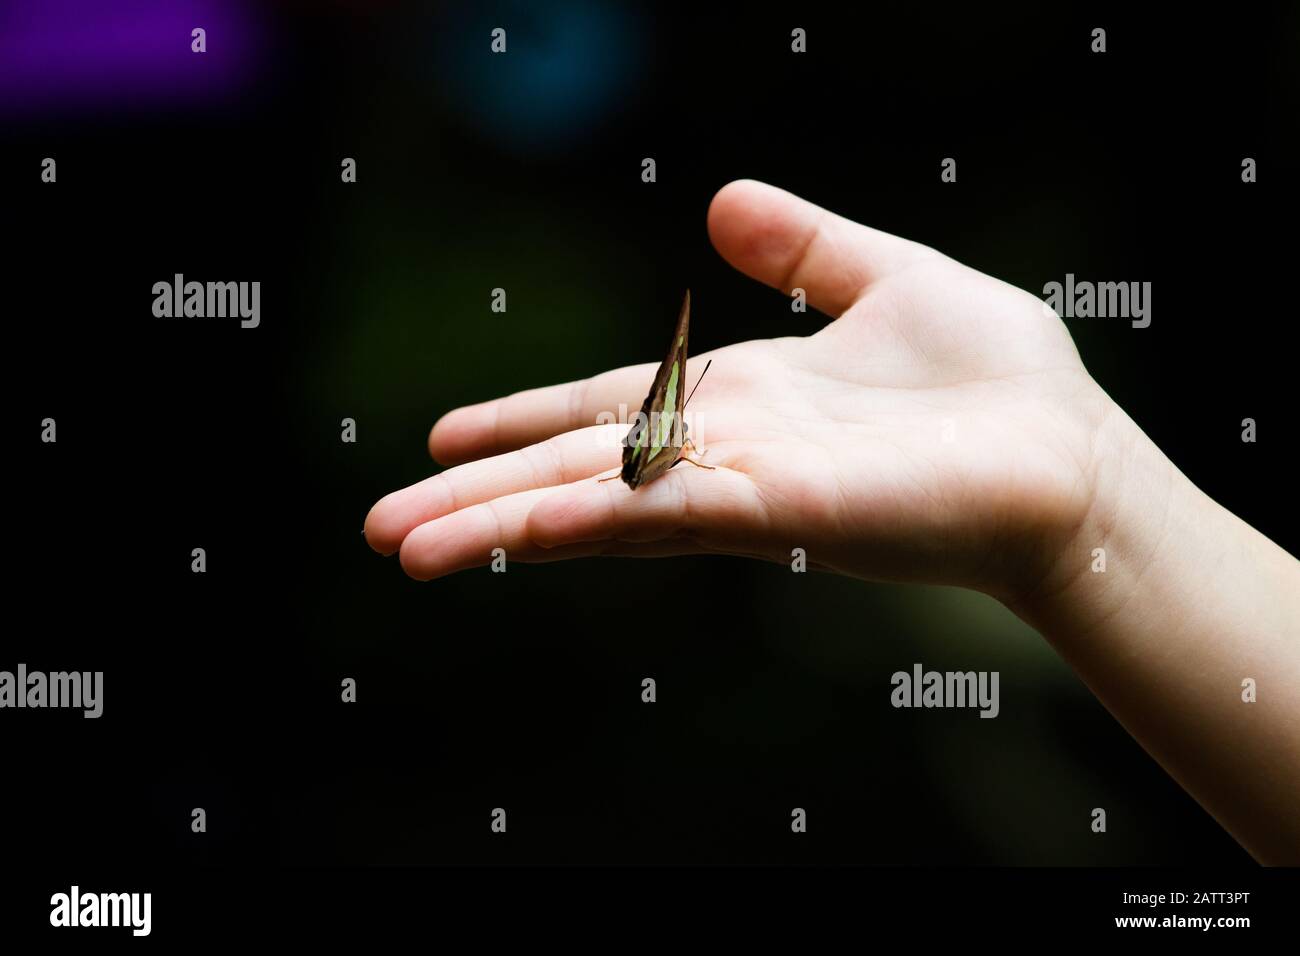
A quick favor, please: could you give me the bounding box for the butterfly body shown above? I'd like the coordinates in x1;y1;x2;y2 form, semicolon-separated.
618;291;711;490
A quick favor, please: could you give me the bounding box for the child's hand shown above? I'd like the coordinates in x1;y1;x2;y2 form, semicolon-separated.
366;180;1300;863
366;179;1118;605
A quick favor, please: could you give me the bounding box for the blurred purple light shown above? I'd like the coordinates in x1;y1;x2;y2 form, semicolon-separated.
0;0;266;116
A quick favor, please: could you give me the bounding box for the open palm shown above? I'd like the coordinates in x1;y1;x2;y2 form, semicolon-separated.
366;180;1117;600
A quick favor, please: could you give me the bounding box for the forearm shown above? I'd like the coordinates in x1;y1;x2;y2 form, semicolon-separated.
1011;403;1300;864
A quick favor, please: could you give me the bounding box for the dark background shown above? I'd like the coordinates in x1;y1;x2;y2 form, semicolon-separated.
3;1;1295;869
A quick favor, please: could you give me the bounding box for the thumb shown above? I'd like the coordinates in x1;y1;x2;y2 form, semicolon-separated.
706;179;933;317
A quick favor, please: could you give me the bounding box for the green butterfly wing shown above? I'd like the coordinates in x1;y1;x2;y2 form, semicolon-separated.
621;290;690;489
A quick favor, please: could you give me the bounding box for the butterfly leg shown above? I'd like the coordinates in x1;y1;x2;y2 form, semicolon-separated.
676;439;715;471
684;437;712;460
677;455;715;471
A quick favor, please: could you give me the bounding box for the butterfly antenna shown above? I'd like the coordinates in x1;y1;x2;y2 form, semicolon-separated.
684;359;712;410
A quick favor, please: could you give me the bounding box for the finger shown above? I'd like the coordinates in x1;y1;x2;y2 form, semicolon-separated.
707;179;935;317
526;463;765;551
400;528;716;582
399;468;766;581
428;363;657;465
397;482;683;580
399;485;583;580
365;423;627;556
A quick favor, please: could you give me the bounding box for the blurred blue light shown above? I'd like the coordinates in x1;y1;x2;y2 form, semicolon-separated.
427;1;646;153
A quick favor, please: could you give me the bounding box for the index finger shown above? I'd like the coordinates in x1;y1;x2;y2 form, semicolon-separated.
429;362;656;466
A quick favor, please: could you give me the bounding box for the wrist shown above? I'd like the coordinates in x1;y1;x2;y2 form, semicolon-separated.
1003;392;1205;639
996;390;1300;863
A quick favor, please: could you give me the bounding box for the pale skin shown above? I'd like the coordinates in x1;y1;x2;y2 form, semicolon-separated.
366;179;1300;864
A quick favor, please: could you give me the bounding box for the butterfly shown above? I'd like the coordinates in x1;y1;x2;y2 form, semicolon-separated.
606;290;714;490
